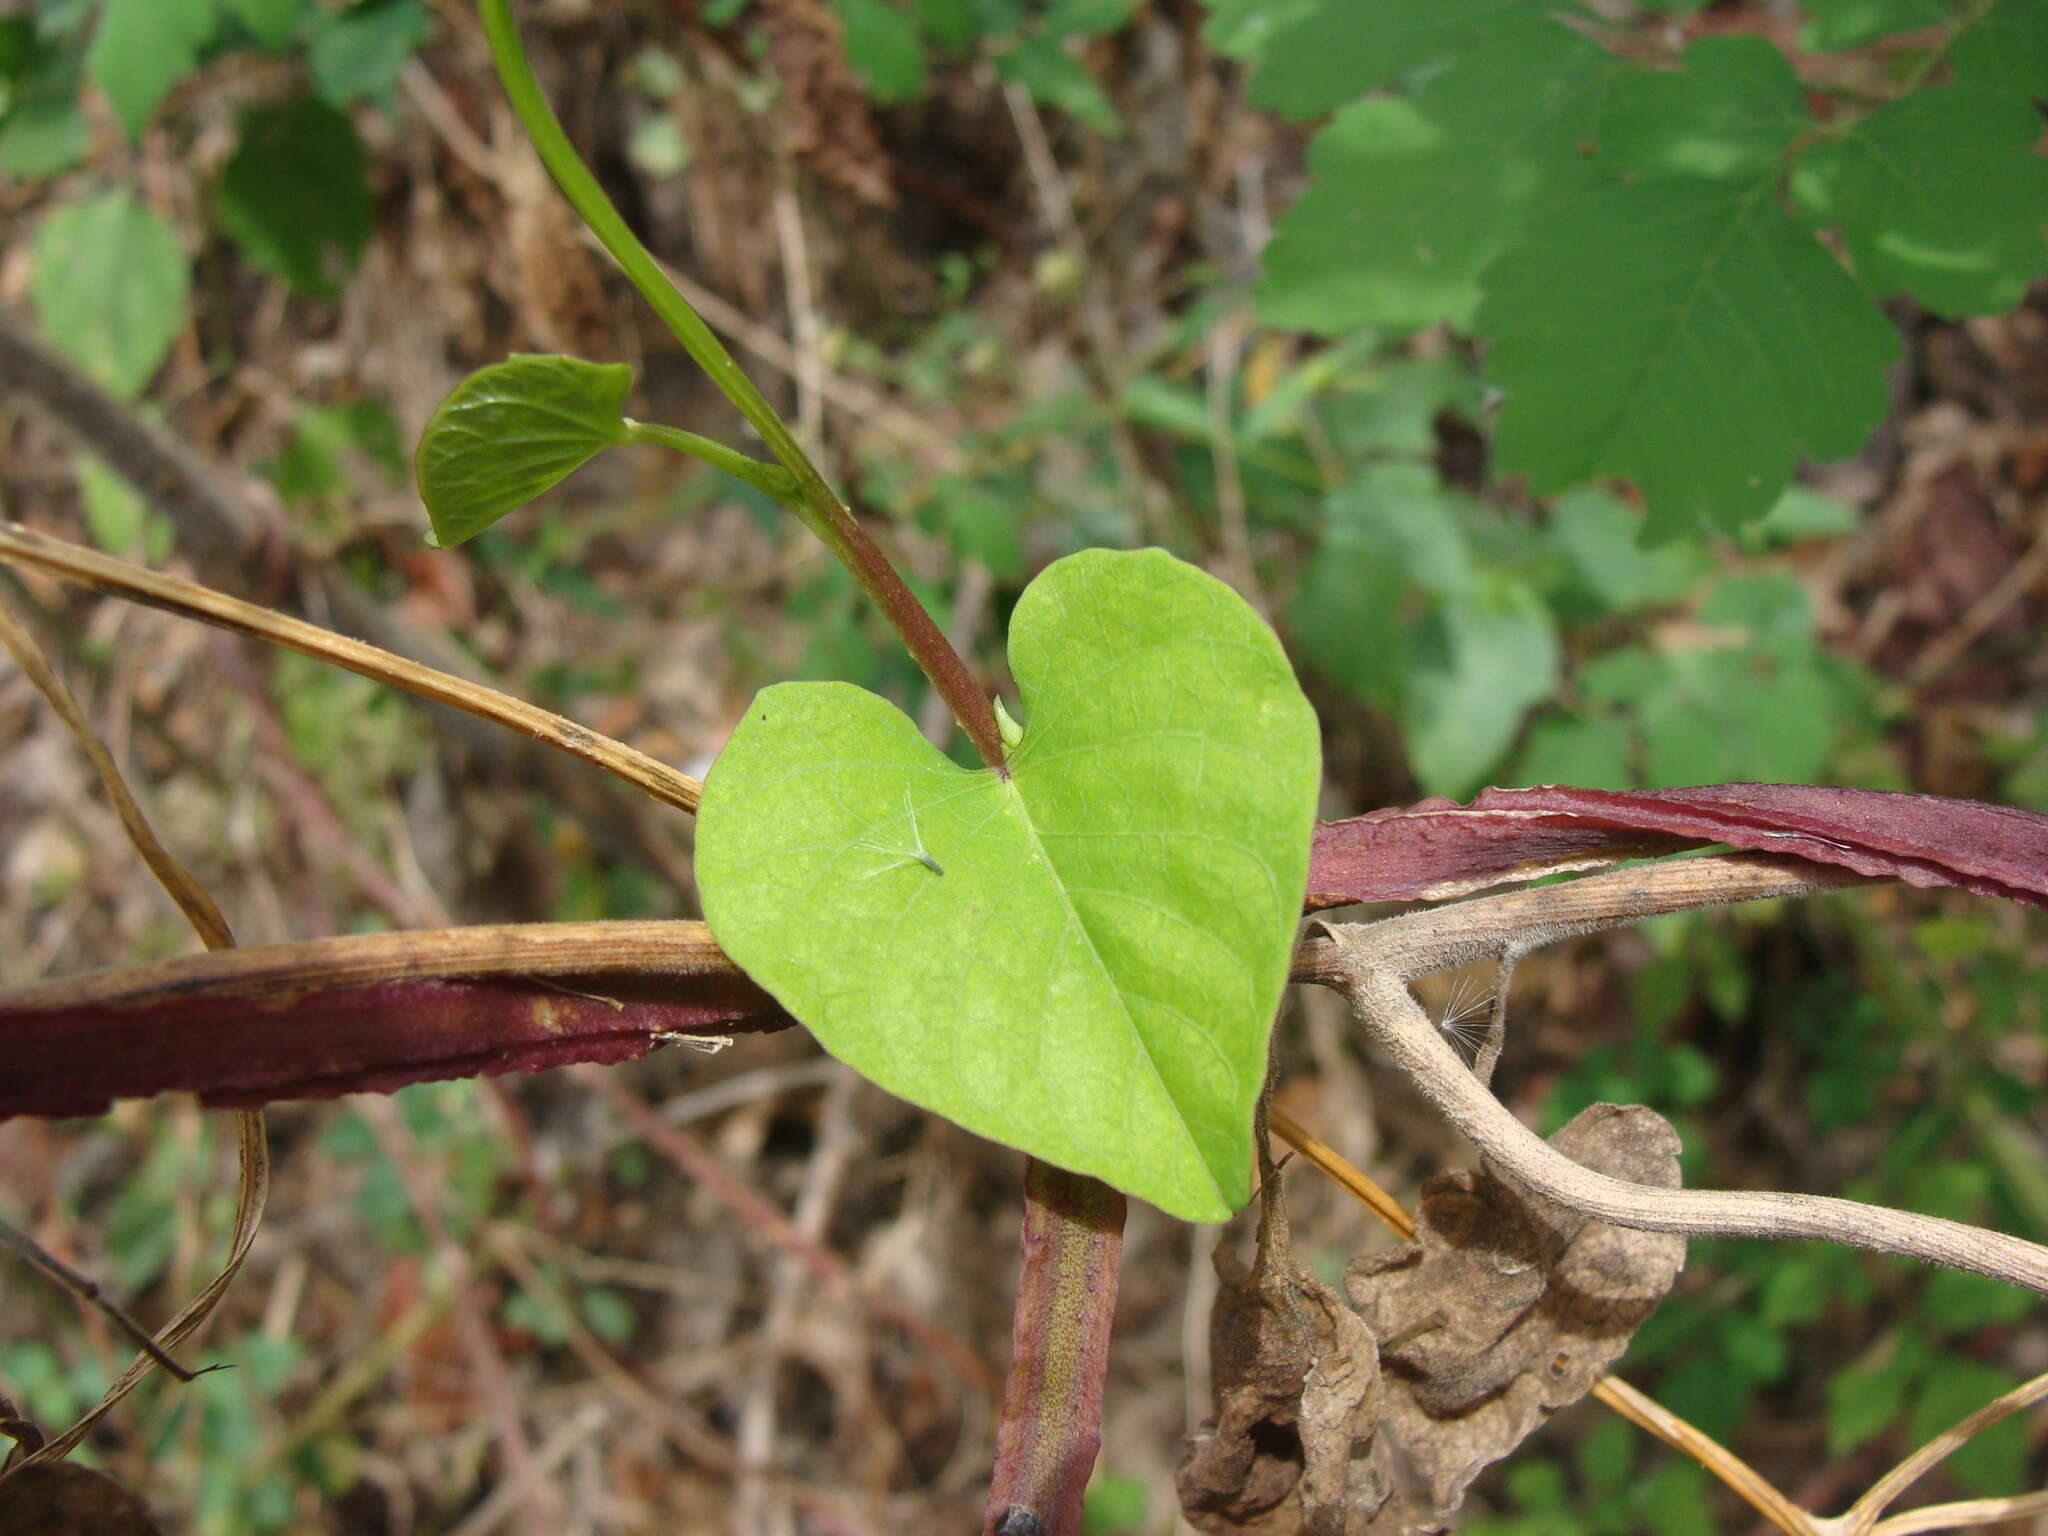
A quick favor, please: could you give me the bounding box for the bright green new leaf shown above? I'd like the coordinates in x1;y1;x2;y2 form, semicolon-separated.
696;549;1321;1220
1597;35;1809;182
829;0;926;104
1258;17;1619;332
415;355;633;547
86;0;214;139
1244;0;1532;120
31;189;189;399
1793;86;2048;318
1479;174;1899;536
215;95;372;298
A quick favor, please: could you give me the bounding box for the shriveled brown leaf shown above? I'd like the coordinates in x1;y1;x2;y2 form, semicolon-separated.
1347;1104;1686;1525
1179;1146;1390;1536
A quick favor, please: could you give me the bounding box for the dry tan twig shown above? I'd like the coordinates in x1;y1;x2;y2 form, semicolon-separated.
0;522;702;814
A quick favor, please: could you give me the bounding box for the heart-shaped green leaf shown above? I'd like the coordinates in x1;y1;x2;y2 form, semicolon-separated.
696;549;1321;1220
415;354;633;547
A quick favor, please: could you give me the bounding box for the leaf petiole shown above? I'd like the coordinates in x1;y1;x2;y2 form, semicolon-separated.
623;421;801;509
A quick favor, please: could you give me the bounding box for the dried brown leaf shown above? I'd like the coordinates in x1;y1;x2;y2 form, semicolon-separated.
1348;1105;1686;1525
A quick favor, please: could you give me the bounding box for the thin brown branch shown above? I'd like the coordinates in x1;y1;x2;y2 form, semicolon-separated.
0;522;702;814
1308;854;2048;1293
1267;1107;1817;1536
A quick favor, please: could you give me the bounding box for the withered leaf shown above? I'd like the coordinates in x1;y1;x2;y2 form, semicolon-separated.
1348;1104;1686;1524
0;1463;164;1536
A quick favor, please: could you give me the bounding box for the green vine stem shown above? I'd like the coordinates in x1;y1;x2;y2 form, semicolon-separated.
477;0;1007;771
623;421;800;508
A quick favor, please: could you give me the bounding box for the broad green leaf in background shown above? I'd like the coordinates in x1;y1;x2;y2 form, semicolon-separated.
0;24;88;179
309;0;433;106
695;549;1321;1220
1793;86;2048;318
829;0;926;104
86;0;214;138
1042;0;1137;38
994;35;1122;136
1286;463;1473;710
1597;35;1809;182
1799;0;1953;51
1403;578;1560;797
1198;0;1317;58
1479;174;1900;536
222;0;307;49
1512;713;1633;790
1550;487;1711;611
1258;17;1619;333
415;355;632;547
1240;0;1533;120
30;188;189;398
1949;0;2048;97
214;95;373;298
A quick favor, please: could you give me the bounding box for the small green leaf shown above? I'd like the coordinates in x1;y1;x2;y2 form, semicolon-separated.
86;0;214;138
1909;1358;2028;1495
1042;0;1135;37
1793;85;2048;318
1597;35;1809;182
829;0;926;103
31;188;189;398
215;95;372;297
1479;173;1900;535
696;549;1321;1220
222;0;307;49
994;36;1121;136
0;29;88;180
415;355;634;547
308;0;432;105
1550;486;1710;611
1403;578;1560;797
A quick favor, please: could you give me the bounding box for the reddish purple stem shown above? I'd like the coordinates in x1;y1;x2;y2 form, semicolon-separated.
983;1160;1127;1536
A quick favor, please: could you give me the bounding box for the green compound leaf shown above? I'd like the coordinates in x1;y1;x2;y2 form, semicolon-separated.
1793;86;2048;319
1258;16;1620;333
1478;174;1900;536
215;95;372;298
30;189;189;399
415;354;633;547
1597;35;1809;183
696;549;1321;1220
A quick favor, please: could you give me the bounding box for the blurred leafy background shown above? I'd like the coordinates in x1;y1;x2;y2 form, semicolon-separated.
2;0;2047;1530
